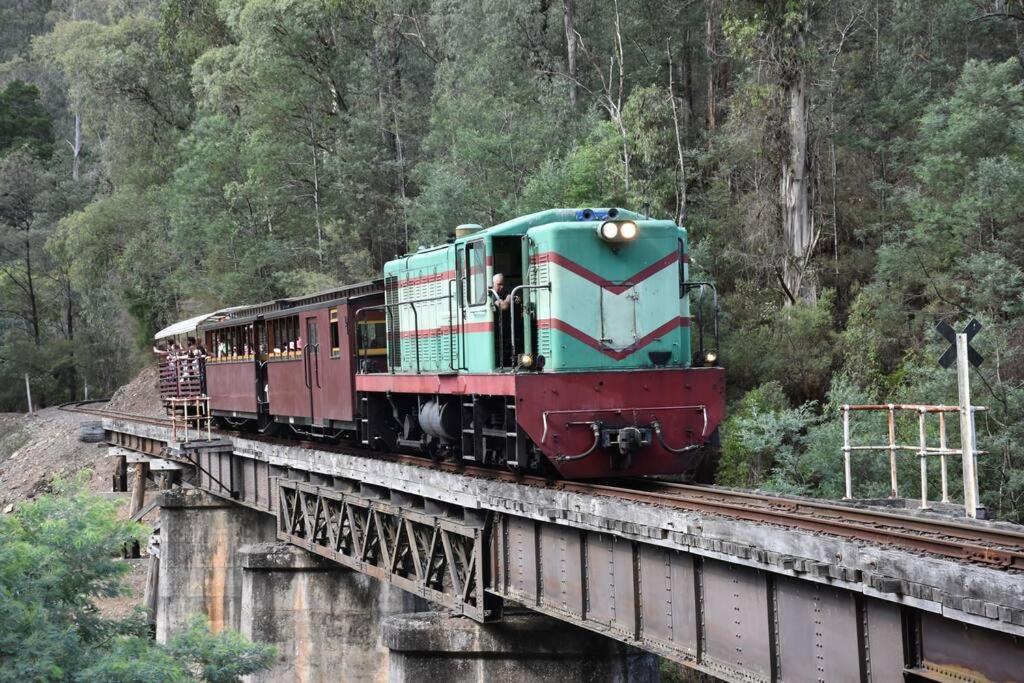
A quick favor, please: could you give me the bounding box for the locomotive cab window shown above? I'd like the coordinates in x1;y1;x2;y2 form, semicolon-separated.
491;236;523;293
465;240;487;306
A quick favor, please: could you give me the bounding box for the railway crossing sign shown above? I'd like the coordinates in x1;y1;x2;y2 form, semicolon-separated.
936;319;983;369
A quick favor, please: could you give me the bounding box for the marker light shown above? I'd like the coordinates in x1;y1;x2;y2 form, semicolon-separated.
600;222;619;240
619;221;638;239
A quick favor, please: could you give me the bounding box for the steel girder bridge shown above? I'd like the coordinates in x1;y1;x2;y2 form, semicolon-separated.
101;413;1024;682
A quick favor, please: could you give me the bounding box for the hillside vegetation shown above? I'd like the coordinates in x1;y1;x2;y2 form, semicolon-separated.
2;1;1024;517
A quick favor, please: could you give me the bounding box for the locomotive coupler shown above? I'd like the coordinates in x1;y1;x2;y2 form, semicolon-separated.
601;425;652;456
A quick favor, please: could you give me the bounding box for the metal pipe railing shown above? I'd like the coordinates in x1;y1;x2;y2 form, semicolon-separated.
169;395;211;443
357;292;453;375
841;403;987;514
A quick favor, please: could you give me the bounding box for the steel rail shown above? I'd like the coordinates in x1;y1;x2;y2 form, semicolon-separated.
63;402;1024;569
60;400;174;428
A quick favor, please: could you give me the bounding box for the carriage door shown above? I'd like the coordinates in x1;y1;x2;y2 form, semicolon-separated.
254;318;269;417
304;315;322;424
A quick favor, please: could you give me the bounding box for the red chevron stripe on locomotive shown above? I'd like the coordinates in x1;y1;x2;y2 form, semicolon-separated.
530;250;685;295
395;317;689;359
538;316;689;360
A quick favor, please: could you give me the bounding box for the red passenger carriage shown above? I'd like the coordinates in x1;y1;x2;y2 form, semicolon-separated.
199;282;385;435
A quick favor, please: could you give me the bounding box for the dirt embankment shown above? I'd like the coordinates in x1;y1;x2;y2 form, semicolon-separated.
105;364;167;419
0;363;166;506
0;407;117;508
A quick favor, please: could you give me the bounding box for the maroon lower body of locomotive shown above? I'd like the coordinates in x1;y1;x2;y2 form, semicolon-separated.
354;368;723;479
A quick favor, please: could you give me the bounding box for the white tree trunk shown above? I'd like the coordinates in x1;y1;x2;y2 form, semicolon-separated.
68;111;81;181
705;0;719;131
780;65;817;305
310;119;323;268
564;0;578;109
667;44;687;224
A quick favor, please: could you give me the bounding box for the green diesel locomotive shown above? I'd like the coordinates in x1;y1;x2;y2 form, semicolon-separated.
355;208;724;479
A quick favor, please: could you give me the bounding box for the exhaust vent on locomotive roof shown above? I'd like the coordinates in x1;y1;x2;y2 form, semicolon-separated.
455;223;483;238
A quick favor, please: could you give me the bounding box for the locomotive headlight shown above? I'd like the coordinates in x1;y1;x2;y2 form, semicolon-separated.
704;351;718;366
517;353;534;368
598;220;639;242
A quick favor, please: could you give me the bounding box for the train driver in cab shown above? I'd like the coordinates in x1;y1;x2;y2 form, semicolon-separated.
490;273;520;311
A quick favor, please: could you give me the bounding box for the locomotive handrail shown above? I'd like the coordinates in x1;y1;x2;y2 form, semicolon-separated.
508;283;552;366
682;281;720;364
357;292;455;375
406;301;420;373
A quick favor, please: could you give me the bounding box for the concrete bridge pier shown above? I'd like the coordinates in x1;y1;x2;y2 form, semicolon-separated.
239;542;423;683
157;489;278;641
382;611;661;682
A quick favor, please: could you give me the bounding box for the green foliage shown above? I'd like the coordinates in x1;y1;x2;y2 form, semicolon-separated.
166;615;276;683
718;382;817;489
0;80;53;158
722;288;837;402
0;479;148;681
0;481;274;683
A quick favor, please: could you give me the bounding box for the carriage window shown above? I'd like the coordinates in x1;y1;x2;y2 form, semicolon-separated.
329;308;340;357
256;322;267;356
466;240;487;306
268;316;300;354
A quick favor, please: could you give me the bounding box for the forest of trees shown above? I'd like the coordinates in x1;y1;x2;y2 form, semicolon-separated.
2;0;1024;517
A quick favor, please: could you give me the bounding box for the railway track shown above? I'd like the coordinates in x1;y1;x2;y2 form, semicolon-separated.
63;400;1024;570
